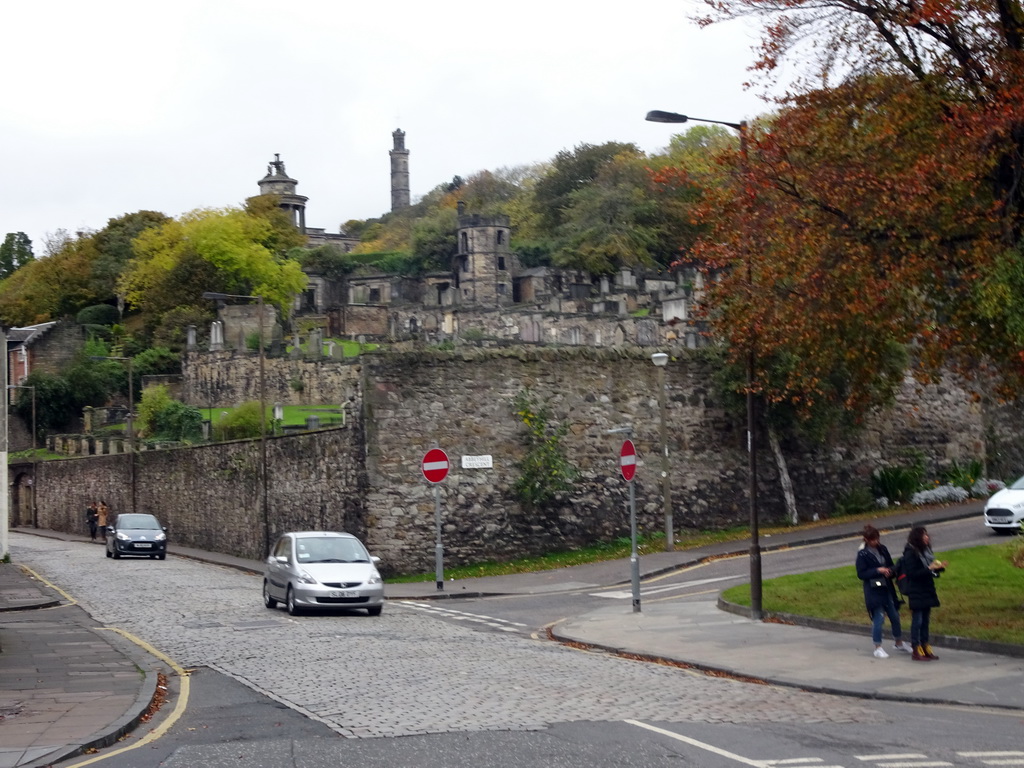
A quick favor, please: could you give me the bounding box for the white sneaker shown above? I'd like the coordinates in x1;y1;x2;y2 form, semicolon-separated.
873;647;890;658
894;642;913;654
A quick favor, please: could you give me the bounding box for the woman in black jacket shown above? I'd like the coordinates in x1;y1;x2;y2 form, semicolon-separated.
902;526;948;661
855;525;912;658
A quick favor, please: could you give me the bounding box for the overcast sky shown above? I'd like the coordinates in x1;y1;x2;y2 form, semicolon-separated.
2;0;770;253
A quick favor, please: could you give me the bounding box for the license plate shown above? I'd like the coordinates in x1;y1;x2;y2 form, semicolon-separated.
136;542;153;549
329;590;357;598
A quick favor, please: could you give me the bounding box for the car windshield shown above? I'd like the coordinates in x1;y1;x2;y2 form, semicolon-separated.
117;515;162;530
294;537;368;563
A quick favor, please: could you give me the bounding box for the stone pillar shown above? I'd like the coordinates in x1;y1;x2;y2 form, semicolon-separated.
187;325;197;351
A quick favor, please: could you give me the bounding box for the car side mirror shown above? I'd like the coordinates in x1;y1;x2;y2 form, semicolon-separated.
371;555;381;565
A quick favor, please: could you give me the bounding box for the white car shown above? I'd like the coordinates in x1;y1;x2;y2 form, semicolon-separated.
263;531;385;616
983;476;1024;534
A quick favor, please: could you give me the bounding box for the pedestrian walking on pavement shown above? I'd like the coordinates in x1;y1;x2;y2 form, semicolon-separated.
856;524;913;658
97;500;110;540
86;502;99;541
902;525;948;661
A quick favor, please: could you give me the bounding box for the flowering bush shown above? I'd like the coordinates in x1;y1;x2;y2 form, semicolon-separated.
974;478;1006;496
911;484;969;506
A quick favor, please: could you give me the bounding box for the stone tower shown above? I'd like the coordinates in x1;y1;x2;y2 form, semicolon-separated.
258;154;308;233
455;201;516;307
389;129;410;212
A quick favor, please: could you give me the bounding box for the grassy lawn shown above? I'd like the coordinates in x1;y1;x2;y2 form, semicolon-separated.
722;541;1024;646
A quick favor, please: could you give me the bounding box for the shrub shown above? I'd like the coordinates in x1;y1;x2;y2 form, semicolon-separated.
834;485;876;516
213;401;266;441
76;304;120;326
871;463;924;504
910;484;970;506
941;459;984;494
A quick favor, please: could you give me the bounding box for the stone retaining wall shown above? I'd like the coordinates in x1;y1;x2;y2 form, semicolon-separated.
30;348;1012;575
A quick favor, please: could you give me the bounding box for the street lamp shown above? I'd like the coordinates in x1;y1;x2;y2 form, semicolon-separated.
651;352;673;551
92;355;136;515
202;291;269;557
8;384;37;526
646;109;762;618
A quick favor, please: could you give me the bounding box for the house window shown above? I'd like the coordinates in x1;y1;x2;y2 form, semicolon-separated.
498;256;506;271
497;230;504;245
461;232;469;252
369;288;381;303
497;284;506;295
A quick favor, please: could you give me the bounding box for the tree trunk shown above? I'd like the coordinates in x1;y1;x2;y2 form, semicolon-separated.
768;426;799;525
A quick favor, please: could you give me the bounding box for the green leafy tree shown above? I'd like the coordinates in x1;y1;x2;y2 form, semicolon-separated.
89;211;170;301
532;142;641;231
121;207;308;321
411;209;458;271
0;232;34;279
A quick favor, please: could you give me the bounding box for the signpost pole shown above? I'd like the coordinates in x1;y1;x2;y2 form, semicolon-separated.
617;436;641;614
629;479;640;613
434;485;443;591
422;448;450;592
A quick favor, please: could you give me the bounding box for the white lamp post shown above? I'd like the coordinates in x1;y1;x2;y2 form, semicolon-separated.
651;352;673;551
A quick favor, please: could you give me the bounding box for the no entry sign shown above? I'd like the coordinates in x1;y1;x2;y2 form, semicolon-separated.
422;448;450;483
620;440;637;482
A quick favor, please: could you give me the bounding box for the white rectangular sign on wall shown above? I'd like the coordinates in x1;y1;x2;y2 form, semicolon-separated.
461;455;493;469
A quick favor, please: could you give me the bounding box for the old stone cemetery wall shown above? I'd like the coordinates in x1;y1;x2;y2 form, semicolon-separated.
34;425;366;562
30;347;1012;575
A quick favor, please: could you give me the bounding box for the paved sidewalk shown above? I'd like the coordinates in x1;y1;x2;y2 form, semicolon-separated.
3;499;1022;767
0;564;158;768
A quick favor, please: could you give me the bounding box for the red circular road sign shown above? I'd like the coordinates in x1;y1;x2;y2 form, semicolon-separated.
619;439;637;482
422;448;450;483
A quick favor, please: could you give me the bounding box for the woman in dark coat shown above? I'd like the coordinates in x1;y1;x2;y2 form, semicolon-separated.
902;525;948;661
855;525;912;658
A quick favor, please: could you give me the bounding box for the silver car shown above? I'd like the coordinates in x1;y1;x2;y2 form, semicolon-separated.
263;531;384;616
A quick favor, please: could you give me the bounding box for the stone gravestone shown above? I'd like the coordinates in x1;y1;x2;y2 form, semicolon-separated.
210;320;224;352
186;325;197;351
308;328;324;358
636;319;658;347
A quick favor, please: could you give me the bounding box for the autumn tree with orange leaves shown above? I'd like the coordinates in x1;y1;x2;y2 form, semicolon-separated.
689;0;1024;425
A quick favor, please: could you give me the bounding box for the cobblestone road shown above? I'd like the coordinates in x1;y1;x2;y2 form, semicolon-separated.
13;536;881;738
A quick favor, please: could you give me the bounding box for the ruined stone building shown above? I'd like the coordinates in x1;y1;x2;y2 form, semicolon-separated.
263;133;704;350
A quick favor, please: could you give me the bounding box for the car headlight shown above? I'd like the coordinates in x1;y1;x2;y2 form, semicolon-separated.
116;532;131;541
367;571;383;585
296;570;318;585
155;532;166;541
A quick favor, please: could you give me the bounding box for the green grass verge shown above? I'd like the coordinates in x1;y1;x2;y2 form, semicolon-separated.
722;541;1024;645
384;506;967;583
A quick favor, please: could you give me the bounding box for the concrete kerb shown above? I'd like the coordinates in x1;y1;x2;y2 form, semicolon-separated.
546;621;1024;713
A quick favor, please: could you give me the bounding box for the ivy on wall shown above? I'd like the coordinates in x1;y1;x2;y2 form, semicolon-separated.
511;388;579;509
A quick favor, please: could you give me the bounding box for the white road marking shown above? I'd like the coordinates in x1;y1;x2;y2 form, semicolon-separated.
593;575;742;599
625;719;768;767
395;600;528;633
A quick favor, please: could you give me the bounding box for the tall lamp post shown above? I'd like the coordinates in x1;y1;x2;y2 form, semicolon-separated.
8;384;37;526
202;292;269;557
651;352;673;551
92;356;136;515
645;109;762;618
